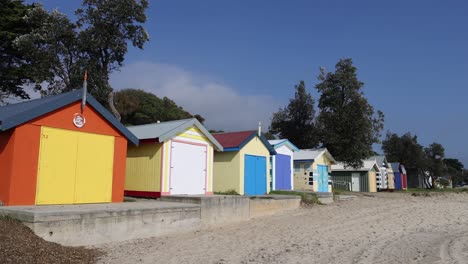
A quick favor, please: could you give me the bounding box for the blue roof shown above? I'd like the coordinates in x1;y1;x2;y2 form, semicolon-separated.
0;89;139;145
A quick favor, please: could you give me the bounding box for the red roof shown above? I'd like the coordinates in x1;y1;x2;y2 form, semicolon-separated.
212;130;256;148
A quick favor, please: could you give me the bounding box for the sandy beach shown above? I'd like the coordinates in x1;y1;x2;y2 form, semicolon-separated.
97;192;468;264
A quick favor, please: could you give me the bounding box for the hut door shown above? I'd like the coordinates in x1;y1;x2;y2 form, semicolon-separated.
275;154;291;190
170;141;207;195
244;155;267;195
351;173;360;192
36;127;114;205
317;165;329;192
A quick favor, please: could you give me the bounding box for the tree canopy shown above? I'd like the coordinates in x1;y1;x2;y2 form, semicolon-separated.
13;0;149;106
0;0;36;104
383;131;466;185
316;58;384;168
114;89;205;126
269;80;319;149
382;131;425;169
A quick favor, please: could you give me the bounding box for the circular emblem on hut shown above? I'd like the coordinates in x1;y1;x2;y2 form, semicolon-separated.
73;113;86;128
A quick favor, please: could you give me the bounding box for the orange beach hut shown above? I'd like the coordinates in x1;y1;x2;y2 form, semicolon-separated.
0;89;138;206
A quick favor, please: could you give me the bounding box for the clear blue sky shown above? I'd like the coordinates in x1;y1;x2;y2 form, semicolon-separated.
30;0;468;166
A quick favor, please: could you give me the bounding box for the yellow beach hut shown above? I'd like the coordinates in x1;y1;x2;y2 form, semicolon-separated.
293;148;337;193
212;130;276;195
125;118;223;197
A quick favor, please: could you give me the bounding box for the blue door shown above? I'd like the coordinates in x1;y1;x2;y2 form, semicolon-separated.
275;154;291;190
317;165;329;192
244;155;267;195
394;172;402;190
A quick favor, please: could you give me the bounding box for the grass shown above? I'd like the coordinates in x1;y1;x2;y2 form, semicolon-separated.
399;187;468;196
214;189;240;195
404;187;468;193
269;190;322;206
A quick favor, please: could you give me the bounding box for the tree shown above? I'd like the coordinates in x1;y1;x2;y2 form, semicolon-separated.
382;131;425;169
13;0;149;107
0;0;36;104
444;158;464;184
424;143;445;178
269;80;319;149
114;89;205;125
76;0;149;104
14;5;82;96
262;131;276;140
316;58;384;168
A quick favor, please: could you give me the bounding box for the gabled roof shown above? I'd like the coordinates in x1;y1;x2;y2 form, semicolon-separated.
332;160;379;172
212;130;276;154
268;139;299;152
390;162;400;173
293;148;337;164
0;89;138;145
389;162;407;174
127;118;223;151
367;155;389;168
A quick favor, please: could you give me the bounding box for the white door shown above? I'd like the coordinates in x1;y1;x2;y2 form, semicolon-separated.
351;173;360;192
170;141;207;195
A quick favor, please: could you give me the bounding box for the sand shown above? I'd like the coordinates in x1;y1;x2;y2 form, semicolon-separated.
97;192;468;264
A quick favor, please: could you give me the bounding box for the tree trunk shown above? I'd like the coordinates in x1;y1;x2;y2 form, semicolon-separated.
108;91;121;121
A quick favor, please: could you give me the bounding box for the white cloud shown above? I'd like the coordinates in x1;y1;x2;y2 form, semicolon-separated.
110;61;281;131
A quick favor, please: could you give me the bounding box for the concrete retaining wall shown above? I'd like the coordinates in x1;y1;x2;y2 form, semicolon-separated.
161;195;250;225
0;195;301;246
161;195;301;225
249;196;301;218
0;201;201;246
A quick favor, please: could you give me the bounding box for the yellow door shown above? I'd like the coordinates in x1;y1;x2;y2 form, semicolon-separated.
36;127;78;205
36;127;114;205
74;132;114;203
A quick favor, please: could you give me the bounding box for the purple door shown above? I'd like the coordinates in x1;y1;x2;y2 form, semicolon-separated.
275;154;291;190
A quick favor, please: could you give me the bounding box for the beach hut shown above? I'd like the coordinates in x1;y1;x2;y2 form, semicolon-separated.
400;164;408;190
293;148;337;193
268;139;299;191
368;155;394;191
212;130;276;195
0;89;138;206
331;160;379;192
124;118;223;197
390;163;402;190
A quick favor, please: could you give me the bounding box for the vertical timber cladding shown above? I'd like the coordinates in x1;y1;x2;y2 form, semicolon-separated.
36;127;114;205
331;171;370;192
244;154;267;195
275;154;291;190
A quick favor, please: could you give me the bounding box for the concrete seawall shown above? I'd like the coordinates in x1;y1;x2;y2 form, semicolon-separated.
0;201;201;246
249;195;301;218
160;195;251;225
0;195;301;246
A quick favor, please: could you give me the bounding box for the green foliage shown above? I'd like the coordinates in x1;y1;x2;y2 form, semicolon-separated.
214;190;239;195
0;0;36;103
114;89;204;125
14;5;82;96
262;131;276;140
269;190;321;206
315;58;384;168
269;80;319;149
76;0;149;104
12;0;149;106
382;131;425;168
424;142;445;178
